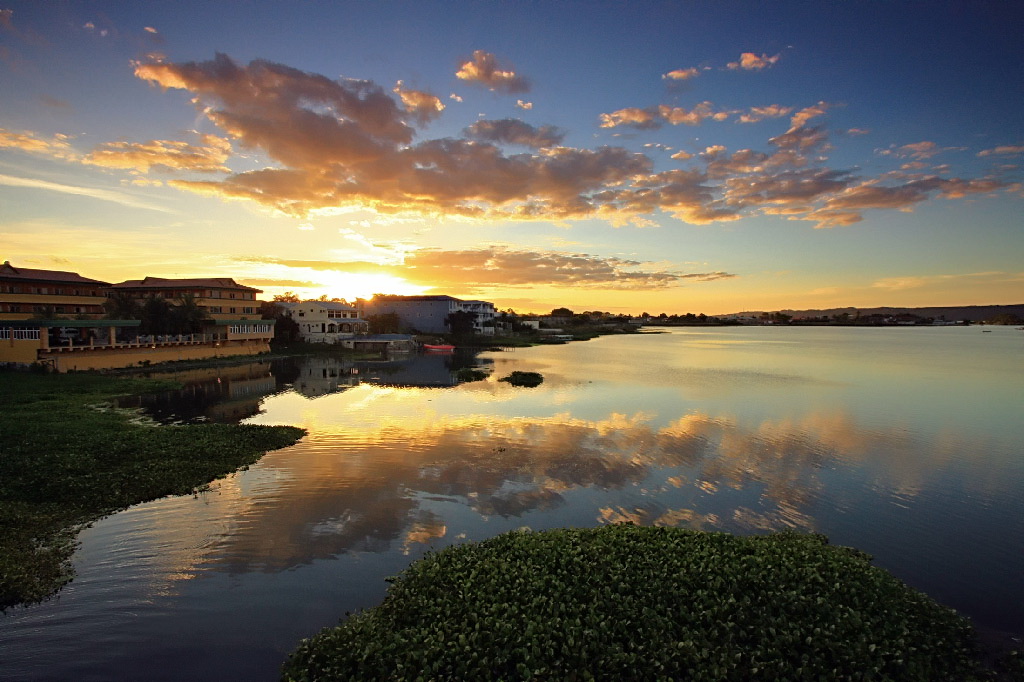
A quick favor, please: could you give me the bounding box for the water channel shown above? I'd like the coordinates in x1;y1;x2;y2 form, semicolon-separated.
2;326;1022;680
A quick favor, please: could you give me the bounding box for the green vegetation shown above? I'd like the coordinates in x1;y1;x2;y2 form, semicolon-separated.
454;367;489;382
499;371;544;387
283;526;1001;681
0;372;305;609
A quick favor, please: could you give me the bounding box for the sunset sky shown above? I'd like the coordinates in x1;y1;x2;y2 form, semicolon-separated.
1;1;1021;314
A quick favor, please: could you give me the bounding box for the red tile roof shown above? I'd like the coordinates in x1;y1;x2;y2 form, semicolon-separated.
108;276;260;292
0;261;110;285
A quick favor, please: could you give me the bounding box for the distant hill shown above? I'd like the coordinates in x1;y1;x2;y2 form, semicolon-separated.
722;304;1024;322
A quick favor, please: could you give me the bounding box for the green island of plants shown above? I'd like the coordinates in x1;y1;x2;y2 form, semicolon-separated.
283;525;1016;681
0;372;305;610
455;367;490;382
498;371;544;387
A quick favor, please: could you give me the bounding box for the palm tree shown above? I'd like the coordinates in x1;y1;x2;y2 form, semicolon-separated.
105;291;141;320
140;294;173;335
171;292;205;334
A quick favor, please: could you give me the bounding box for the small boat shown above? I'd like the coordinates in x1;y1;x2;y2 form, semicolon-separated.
423;343;455;351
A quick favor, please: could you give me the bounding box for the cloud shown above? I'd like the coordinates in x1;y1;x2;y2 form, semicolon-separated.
83;134;232;173
125;53;1010;230
246;248;737;291
144;26;158;34
516;99;532;110
663;67;699;81
738;104;792;124
449;93;463;103
727;52;780;71
788;101;829;131
871;271;1017;290
455;50;529;94
393;81;445;125
0;9;12;31
978;145;1024;157
599;102;731;129
0;173;172;212
463;119;564;148
0;127;77;159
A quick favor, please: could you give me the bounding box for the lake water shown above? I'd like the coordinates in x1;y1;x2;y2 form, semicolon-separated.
2;326;1022;681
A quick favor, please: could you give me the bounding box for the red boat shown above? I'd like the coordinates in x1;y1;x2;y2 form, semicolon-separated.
422;343;455;351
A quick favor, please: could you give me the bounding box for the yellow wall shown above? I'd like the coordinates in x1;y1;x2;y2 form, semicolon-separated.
0;337;43;363
0;339;270;372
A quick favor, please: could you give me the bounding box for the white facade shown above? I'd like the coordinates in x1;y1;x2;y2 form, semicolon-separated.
360;295;497;335
279;301;369;343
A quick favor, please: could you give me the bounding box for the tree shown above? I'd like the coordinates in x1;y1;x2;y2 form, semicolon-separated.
273;291;300;302
445;310;477;342
140;294;173;335
105;292;141;320
170;292;205;334
366;312;401;334
550;307;574;317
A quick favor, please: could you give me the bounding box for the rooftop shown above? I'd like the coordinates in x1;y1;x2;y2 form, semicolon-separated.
109;277;260;292
0;261;110;286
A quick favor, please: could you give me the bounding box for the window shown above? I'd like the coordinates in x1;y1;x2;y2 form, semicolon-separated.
209;306;222;314
229;307;236;314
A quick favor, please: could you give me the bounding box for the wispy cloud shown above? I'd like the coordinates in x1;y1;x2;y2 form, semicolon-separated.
977;145;1024;157
599;102;732;129
83;134;232;173
0;173;173;212
243;248;737;291
0;127;77;159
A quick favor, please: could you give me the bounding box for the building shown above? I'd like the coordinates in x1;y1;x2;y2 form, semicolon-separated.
107;276;262;321
277;300;369;343
0;265;274;371
107;276;274;345
1;261;109;320
360;295;496;336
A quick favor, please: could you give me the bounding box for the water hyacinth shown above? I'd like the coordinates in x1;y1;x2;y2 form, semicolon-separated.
283;525;991;681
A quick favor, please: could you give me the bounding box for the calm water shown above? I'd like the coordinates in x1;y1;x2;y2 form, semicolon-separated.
2;326;1022;681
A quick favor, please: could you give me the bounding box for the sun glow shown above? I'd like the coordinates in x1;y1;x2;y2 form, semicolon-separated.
266;271;428;302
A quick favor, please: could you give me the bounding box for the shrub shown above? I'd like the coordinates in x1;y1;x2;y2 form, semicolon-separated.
283;526;989;681
498;371;543;387
455;368;489;382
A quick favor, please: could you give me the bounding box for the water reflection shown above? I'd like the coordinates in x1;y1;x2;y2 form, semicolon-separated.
4;328;1022;682
120;351;495;422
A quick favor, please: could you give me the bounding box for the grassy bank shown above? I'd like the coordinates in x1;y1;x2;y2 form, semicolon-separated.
284;526;1018;681
0;372;305;609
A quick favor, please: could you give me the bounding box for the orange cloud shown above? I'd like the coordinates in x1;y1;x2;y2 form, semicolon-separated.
738;104;793;124
599;102;731;129
124;53;1009;231
455;50;529;94
393;81;445;125
663;67;699;81
0;127;77;159
83;134;232;173
243;248;737;291
727;52;780;71
788;101;829;131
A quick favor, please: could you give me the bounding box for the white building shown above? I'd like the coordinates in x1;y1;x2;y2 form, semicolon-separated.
278;301;369;344
360;295;497;336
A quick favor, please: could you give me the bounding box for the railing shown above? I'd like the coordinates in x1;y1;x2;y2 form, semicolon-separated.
0;329;41;340
44;333;227;353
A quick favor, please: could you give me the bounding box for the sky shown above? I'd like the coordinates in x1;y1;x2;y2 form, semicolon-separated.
1;1;1022;315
